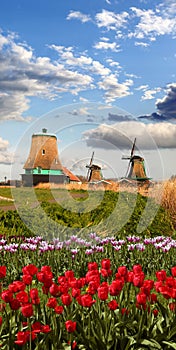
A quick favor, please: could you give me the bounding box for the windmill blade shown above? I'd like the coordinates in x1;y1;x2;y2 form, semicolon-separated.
125;160;131;178
89;151;94;167
86;167;91;181
130;138;136;158
86;151;94;181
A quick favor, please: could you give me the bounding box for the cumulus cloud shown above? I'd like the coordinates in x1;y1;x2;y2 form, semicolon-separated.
66;11;91;23
94;40;120;51
98;75;133;103
0;137;13;164
95;9;129;31
130;7;176;40
134;41;149;47
83;121;176;150
0;31;93;121
141;87;162;101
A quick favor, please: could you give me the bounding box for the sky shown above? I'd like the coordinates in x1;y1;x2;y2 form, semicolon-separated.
0;0;176;182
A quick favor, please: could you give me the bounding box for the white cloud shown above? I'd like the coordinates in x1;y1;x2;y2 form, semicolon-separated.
135;41;149;47
135;85;149;91
95;9;129;31
94;40;120;51
0;137;13;165
67;11;91;23
130;7;176;39
98;75;133;103
0;32;94;120
106;59;121;68
141;87;161;100
83;121;176;150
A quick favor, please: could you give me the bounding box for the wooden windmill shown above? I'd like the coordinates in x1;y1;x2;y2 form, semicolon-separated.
122;138;151;182
22;128;69;186
86;152;102;183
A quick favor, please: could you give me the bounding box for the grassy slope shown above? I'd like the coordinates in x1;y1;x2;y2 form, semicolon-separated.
0;187;174;238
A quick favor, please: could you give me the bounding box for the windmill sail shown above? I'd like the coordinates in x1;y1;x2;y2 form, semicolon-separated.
122;138;151;181
86;152;94;181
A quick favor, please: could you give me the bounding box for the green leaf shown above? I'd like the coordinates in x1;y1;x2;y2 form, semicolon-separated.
162;341;176;349
168;325;176;340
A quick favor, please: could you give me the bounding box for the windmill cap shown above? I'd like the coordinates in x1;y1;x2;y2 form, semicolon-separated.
32;128;57;138
131;155;144;161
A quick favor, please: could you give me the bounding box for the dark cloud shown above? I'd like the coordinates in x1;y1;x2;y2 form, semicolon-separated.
138;112;168;122
108;113;134;122
156;84;176;118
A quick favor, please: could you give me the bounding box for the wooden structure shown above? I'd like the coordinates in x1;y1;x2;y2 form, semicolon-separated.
22;128;69;186
121;138;151;183
86;152;103;183
62;167;82;184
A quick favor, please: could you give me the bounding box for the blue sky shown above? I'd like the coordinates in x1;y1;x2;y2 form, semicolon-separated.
0;0;176;181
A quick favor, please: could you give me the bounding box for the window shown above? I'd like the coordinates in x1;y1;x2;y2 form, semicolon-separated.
42;149;45;155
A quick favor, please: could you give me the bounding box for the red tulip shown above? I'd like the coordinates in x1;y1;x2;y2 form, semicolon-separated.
78;294;96;307
72;288;81;298
108;300;119;310
100;268;112;278
153;309;159;317
16;291;29;305
171;266;176;277
97;285;109;300
21;304;33;317
65;270;74;280
133;272;145;288
156;270;167;281
22;264;38;276
22;274;32;285
88;262;98;271
109;279;124;296
0;266;6;279
54;305;64;314
101;258;111;270
136;292;147;305
9;298;20;310
15;331;29;345
65;320;76;333
9;281;26;293
46;297;57;308
32;322;42;333
30;288;39;300
121;308;129;315
61;293;72;306
1;289;13;303
49;283;60;297
133;264;143;274
117;266;128;277
41;325;51;333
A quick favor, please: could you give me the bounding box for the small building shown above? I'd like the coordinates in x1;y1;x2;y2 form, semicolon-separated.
22;129;69;186
62;167;82;184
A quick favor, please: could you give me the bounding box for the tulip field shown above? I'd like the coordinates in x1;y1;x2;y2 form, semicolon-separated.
0;184;176;349
0;233;176;349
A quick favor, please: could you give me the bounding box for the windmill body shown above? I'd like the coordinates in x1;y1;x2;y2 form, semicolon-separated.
86;152;111;185
22;128;69;186
121;138;151;184
86;152;103;183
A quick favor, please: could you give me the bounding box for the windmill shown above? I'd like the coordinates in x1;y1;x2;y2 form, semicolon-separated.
22;128;69;186
86;152;102;183
121;138;151;182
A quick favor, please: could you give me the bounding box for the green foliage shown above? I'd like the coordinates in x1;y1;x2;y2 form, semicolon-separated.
0;190;174;238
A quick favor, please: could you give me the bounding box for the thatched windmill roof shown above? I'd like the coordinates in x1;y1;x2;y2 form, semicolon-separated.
24;129;63;170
